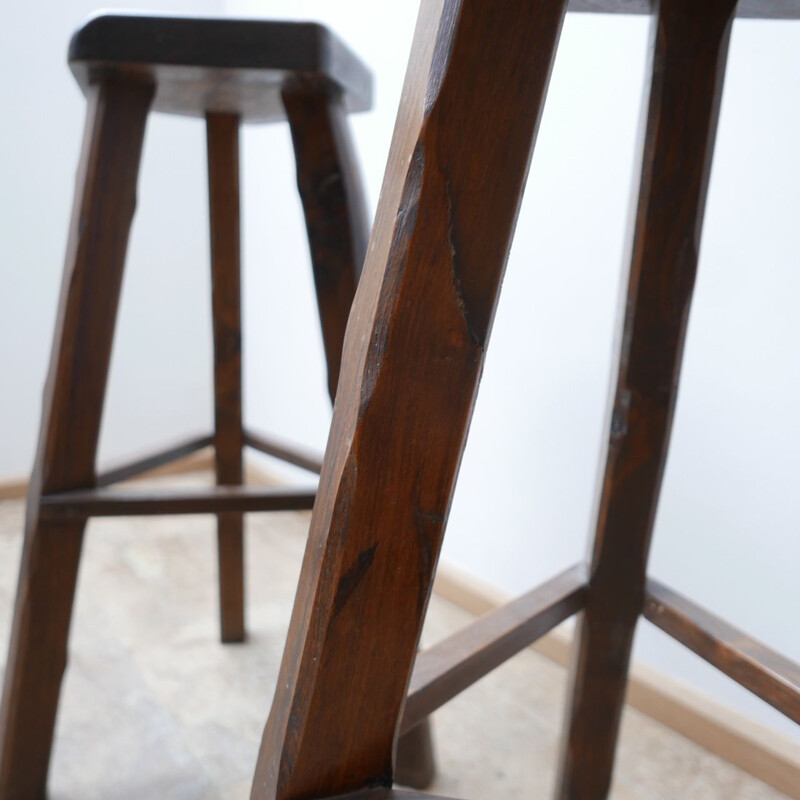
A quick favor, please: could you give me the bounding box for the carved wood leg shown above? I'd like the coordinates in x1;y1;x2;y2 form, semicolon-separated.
284;84;437;790
207;112;246;644
283;87;369;404
251;1;569;798
555;1;737;797
0;79;152;799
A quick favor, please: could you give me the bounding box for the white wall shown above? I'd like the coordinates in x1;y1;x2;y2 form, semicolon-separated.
228;1;800;743
1;0;798;746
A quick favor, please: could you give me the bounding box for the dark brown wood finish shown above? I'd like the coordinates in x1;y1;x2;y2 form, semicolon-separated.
330;790;460;800
1;15;387;799
285;72;437;794
208;111;246;643
245;429;324;474
69;15;373;121
401;564;587;734
556;1;738;797
95;432;214;487
284;88;370;402
250;0;569;797
568;0;800;17
644;579;800;724
393;723;437;792
0;79;153;799
38;485;317;518
247;424;436;789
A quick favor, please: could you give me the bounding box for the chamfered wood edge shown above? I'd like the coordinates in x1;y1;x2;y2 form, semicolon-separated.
432;562;800;800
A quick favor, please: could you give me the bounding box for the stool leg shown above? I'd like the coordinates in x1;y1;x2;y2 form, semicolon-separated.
555;2;736;798
0;79;152;799
284;87;436;789
394;720;436;791
283;88;369;404
207;113;246;644
251;2;568;798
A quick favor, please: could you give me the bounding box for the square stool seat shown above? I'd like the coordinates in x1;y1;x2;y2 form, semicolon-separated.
68;13;373;121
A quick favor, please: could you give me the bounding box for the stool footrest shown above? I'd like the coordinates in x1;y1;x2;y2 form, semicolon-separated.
401;563;588;733
96;432;215;487
39;484;316;518
644;578;800;723
244;428;323;474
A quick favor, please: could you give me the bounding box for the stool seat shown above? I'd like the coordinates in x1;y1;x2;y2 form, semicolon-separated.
68;14;373;121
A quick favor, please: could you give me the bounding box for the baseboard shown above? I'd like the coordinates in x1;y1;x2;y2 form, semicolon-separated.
2;455;796;796
0;477;28;502
433;562;800;799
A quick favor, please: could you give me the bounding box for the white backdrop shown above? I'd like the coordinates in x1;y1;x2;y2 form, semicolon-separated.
1;0;798;745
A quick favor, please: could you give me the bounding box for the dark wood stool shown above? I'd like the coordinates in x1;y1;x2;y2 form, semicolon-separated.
0;13;434;798
244;1;800;800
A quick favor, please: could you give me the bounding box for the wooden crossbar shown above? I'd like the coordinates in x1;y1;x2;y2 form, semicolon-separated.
400;563;588;734
39;485;316;518
644;578;800;724
95;433;215;487
244;429;323;474
567;0;800;19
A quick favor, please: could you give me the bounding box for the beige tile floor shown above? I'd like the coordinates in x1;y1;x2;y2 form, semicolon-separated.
0;473;789;799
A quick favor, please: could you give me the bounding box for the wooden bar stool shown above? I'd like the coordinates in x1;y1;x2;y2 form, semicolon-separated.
243;1;800;800
0;13;434;798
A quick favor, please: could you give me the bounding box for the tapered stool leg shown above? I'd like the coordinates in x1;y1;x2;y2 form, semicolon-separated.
284;86;436;789
283;87;369;404
0;79;152;799
251;1;568;798
207;112;246;644
555;1;737;797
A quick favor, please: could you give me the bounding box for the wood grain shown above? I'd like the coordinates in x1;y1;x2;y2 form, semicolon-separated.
250;1;569;797
555;1;738;797
0;79;153;799
208;111;246;643
287;30;438;797
401;564;587;734
644;579;800;724
284;88;370;403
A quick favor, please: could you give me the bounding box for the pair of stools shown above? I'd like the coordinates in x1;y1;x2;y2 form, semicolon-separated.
3;2;800;800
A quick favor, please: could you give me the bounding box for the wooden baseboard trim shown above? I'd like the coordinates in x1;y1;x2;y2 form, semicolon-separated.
432;562;800;799
0;477;28;501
